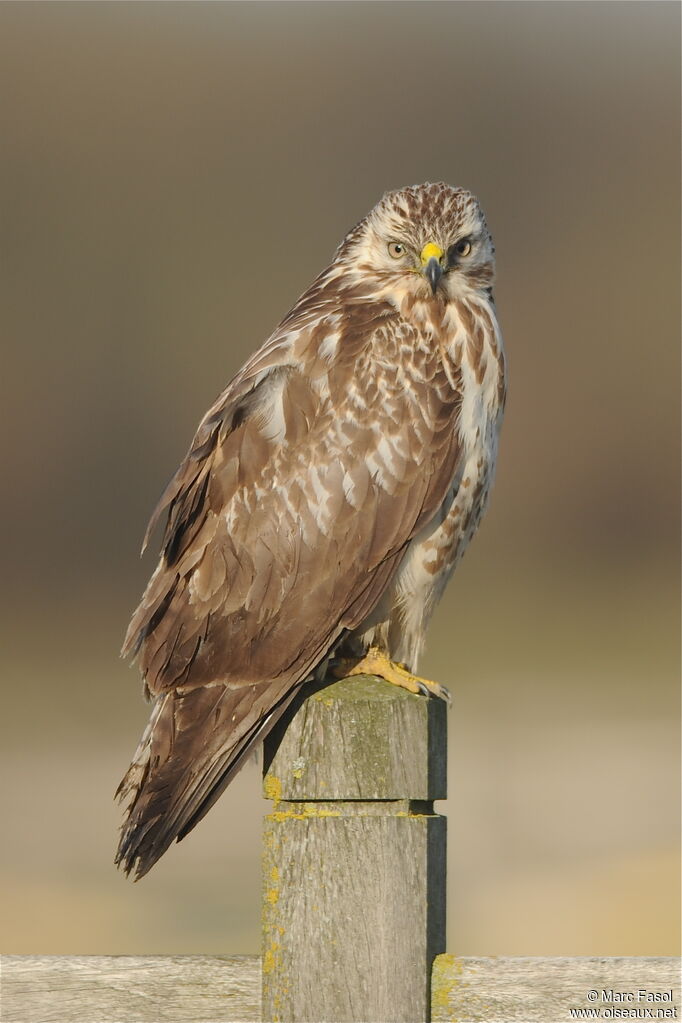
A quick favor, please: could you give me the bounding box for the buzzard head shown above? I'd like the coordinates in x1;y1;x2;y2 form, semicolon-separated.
337;182;496;307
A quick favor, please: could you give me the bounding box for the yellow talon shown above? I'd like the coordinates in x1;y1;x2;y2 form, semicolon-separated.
334;646;450;702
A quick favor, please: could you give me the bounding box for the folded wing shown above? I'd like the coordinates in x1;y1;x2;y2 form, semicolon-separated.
117;285;462;878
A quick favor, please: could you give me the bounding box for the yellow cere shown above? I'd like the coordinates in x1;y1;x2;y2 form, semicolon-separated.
420;242;444;265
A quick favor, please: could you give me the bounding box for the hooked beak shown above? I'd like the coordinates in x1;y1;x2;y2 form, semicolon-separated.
420;242;444;294
424;257;443;294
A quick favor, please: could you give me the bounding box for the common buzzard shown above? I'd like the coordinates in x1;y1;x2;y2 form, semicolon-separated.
116;182;506;879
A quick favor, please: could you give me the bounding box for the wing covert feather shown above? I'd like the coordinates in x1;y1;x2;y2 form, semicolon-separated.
124;295;462;697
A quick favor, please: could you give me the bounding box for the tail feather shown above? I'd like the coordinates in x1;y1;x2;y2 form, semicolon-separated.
115;679;298;879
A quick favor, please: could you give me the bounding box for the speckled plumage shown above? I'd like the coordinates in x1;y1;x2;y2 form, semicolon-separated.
116;183;506;878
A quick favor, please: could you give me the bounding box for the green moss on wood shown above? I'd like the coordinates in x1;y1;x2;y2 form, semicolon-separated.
313;674;419;703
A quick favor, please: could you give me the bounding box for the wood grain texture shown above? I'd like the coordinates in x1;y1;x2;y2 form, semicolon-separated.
0;954;261;1023
262;811;446;1023
261;674;448;1022
3;955;678;1022
263;674;448;801
431;955;681;1023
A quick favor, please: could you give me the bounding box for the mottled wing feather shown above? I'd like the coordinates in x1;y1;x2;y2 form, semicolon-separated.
117;277;463;878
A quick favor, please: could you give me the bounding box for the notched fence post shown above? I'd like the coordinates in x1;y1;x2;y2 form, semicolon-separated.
261;674;447;1023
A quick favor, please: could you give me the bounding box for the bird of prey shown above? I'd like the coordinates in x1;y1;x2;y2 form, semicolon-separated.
116;182;506;879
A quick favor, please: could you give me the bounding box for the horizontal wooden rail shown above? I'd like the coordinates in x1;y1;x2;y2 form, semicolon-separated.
2;954;679;1022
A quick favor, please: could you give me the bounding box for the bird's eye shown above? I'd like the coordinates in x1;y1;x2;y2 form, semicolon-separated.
454;238;472;257
387;241;406;259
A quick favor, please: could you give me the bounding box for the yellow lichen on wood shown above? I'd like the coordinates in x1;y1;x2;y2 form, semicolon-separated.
263;773;282;807
431;952;463;1019
263;939;281;975
265;863;279;905
267;804;341;823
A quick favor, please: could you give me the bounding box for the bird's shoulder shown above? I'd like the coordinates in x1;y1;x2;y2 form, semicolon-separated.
140;270;399;564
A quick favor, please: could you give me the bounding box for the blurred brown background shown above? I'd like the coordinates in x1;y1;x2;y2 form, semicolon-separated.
1;2;679;956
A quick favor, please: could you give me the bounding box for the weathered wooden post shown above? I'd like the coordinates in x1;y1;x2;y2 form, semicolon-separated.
261;673;447;1023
